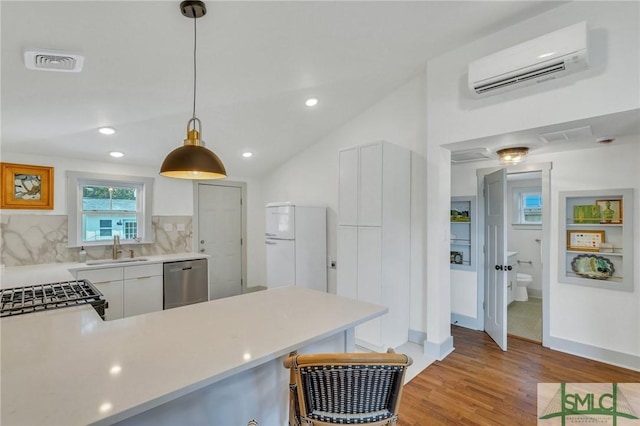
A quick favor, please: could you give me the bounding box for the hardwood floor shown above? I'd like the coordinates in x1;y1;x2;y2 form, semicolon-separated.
399;326;640;425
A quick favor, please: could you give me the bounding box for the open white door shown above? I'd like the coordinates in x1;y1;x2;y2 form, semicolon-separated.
484;168;508;351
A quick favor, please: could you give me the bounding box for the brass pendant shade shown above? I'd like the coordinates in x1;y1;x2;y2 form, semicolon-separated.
160;118;226;179
160;0;227;180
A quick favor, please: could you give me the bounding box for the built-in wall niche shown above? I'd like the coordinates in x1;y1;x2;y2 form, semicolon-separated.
450;196;476;271
558;189;634;292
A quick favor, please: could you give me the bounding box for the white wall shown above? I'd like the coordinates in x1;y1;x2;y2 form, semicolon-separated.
427;1;640;145
545;141;639;360
0;152;193;215
428;0;640;366
450;140;640;367
507;177;543;297
255;74;427;330
0;151;270;286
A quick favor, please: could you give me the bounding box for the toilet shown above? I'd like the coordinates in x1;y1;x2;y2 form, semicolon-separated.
515;273;532;302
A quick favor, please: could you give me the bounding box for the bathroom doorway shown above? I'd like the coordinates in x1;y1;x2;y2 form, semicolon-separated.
477;162;551;350
506;171;543;343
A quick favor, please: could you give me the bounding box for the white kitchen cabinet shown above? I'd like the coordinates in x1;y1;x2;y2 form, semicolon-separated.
338;147;359;226
336;227;358;300
76;267;124;320
123;264;163;317
358;143;383;227
356;227;382;346
76;263;163;320
337;141;411;351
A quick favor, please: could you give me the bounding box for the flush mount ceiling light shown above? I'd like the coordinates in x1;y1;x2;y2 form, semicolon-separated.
496;147;529;165
99;127;116;135
160;0;226;180
109;151;124;158
305;98;318;107
242;152;253;158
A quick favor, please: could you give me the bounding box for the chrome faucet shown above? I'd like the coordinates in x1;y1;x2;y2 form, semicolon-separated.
112;235;122;259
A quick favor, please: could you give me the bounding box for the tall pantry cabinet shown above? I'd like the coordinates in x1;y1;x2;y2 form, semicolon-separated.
337;141;411;351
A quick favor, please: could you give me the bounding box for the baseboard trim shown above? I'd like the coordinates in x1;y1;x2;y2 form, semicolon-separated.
408;329;427;345
424;335;454;361
451;313;483;330
547;335;640;372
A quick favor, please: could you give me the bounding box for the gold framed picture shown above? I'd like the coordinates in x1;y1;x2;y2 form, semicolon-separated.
567;230;605;252
1;163;54;209
595;199;622;224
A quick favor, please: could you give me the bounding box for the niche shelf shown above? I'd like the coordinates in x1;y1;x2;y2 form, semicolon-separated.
450;196;476;272
558;189;633;292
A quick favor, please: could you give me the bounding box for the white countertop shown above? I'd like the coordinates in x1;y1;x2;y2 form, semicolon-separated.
0;253;208;288
0;286;386;425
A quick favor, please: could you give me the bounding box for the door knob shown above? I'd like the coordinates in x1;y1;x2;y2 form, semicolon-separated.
200;248;205;252
495;265;503;271
200;240;205;244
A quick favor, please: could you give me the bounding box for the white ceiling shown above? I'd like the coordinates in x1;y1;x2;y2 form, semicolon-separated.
1;1;567;177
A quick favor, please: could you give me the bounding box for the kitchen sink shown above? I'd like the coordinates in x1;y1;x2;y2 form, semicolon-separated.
86;258;150;266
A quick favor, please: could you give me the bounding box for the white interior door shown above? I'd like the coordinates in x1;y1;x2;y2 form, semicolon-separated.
484;168;508;351
198;184;243;300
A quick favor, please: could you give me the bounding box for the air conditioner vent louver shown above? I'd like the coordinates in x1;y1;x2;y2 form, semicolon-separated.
24;49;84;73
34;54;77;71
475;62;566;94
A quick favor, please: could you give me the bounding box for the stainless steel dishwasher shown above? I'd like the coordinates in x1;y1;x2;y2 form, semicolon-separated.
163;258;209;309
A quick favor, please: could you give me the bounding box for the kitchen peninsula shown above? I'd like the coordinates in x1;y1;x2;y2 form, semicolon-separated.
1;267;386;425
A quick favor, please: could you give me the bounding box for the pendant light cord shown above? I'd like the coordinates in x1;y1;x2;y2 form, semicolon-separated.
192;7;197;120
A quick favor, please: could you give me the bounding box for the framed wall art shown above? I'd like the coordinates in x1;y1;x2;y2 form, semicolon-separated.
1;163;54;209
566;230;605;252
596;199;622;224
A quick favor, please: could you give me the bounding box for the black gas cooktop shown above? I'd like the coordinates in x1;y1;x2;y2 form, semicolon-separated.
0;280;106;319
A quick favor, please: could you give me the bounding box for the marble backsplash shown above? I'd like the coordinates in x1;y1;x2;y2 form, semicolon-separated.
0;215;193;267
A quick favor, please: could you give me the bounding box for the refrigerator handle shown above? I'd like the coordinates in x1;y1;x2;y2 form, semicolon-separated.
265;241;277;245
265;233;277;237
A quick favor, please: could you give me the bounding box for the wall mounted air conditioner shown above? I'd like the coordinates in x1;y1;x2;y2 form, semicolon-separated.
468;21;588;97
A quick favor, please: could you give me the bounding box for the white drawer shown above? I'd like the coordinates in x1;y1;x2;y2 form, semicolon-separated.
124;263;163;280
77;267;123;283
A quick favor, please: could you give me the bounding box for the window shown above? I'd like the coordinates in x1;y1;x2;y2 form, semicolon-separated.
67;172;154;247
512;187;542;225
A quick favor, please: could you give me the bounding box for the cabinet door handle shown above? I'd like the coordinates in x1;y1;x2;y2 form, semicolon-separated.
507;265;513;271
495;265;503;271
136;276;152;280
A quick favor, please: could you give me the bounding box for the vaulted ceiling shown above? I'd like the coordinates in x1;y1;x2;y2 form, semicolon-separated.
2;1;566;177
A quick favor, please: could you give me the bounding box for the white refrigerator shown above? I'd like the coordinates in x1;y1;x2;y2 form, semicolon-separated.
265;203;327;292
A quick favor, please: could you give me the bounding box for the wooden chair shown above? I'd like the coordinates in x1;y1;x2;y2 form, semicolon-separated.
283;349;413;426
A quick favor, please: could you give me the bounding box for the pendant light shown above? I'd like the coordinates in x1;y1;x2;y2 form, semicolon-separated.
160;0;227;179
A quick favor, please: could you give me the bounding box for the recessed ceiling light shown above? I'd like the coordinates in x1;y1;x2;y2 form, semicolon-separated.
109;151;124;158
305;98;318;107
99;127;116;135
242;152;253;158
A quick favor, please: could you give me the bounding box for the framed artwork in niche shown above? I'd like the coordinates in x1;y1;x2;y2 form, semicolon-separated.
1;162;54;209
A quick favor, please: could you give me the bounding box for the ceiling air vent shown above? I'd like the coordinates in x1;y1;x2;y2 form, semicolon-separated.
539;125;592;143
451;148;492;163
24;49;84;73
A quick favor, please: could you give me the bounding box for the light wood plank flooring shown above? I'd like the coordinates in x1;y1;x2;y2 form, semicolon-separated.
399;326;640;425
